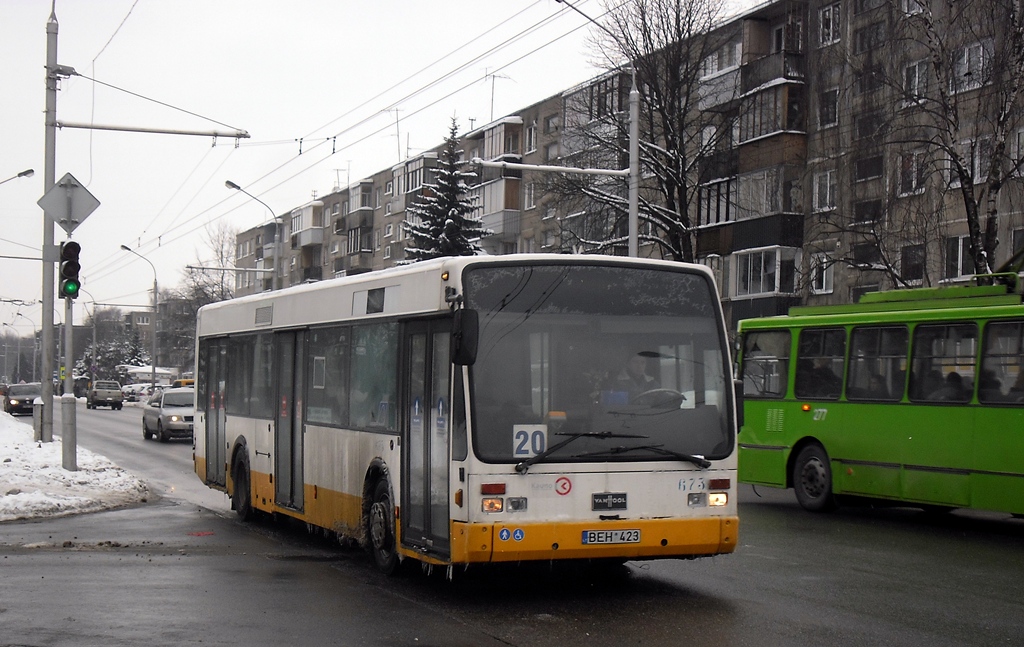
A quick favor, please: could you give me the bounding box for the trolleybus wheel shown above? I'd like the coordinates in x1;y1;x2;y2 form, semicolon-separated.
369;479;399;575
232;454;255;522
793;444;837;512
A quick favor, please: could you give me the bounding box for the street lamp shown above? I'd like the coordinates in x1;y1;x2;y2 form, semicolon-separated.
226;180;283;290
120;244;158;391
0;168;34;187
554;0;640;257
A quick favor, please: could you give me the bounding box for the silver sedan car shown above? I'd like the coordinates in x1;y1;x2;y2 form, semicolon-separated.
142;387;195;442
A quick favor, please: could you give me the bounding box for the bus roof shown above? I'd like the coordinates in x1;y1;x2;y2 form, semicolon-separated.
739;283;1024;331
198;254;715;337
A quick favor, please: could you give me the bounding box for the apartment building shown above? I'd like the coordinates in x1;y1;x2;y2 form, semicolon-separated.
234;0;1024;330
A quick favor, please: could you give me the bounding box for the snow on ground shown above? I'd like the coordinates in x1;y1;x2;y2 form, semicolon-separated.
0;411;149;522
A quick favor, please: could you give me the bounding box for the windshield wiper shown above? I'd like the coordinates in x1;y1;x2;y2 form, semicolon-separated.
572;444;712;469
514;431;649;474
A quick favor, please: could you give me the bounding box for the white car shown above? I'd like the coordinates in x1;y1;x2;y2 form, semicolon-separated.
142;387;195;442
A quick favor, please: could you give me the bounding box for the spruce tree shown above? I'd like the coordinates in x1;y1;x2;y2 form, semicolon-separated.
403;118;489;262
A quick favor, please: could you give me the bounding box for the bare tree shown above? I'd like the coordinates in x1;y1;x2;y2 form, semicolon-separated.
879;0;1024;279
548;0;732;261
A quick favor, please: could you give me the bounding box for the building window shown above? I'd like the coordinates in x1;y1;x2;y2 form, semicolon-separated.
385;181;393;195
544;142;560;163
384;224;393;238
701;40;741;78
902;243;925;282
853;22;885;55
949;137;993;188
854;155;883;181
854;112;884;140
853;242;882;267
735;247;797;296
525;182;536;209
899;150;927;196
810;253;835;294
853;199;884;225
543;114;560;134
856;65;883;94
903;60;929;104
813;169;837;212
526;123;537;153
1014;228;1024;254
385;203;392;215
944;236;973;279
901;0;924;15
819;3;841;46
819;88;839;128
384;245;391;260
952;40;992;93
331;202;340;216
698;178;734;225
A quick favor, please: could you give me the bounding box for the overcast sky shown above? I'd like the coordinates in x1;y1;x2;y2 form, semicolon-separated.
1;0;606;331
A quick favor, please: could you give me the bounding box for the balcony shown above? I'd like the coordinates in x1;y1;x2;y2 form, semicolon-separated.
482;209;521;240
291;227;324;249
346;207;373;230
741;52;805;94
695;212;804;258
346;251;375;272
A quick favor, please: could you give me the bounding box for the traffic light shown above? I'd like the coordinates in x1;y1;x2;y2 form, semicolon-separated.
59;240;82;299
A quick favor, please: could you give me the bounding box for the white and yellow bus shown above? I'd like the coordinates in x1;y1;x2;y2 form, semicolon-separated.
194;255;739;574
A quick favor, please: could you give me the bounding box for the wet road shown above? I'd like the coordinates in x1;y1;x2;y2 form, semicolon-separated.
2;403;1022;646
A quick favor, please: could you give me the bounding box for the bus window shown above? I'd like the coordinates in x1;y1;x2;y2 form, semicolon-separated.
980;321;1024;404
909;323;977;403
306;326;349;426
349;323;397;429
741;330;790;398
795;328;845;400
847;326;907;401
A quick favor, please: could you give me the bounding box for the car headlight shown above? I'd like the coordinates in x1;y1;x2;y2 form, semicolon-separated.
169;415;180;423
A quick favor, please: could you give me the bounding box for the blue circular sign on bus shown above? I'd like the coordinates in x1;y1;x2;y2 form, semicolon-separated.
499;528;511;541
513;528;525;541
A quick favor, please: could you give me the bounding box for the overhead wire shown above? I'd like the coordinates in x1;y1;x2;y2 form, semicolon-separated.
83;2;600;296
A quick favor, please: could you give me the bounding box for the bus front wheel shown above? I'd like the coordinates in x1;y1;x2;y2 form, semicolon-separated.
368;479;400;575
793;444;837;512
232;454;255;522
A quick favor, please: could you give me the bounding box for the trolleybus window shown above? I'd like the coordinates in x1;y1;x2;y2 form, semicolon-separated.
794;328;845;399
847;326;907;401
909;323;977;403
463;264;732;464
980;320;1024;403
741;330;790;398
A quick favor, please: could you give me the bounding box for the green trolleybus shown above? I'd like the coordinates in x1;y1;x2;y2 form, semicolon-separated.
737;280;1024;514
194;255;739;574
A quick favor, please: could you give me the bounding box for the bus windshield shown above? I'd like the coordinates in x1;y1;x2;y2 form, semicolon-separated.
464;263;732;465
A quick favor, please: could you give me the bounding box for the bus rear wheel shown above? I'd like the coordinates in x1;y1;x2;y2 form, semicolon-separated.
793;444;837;512
368;479;399;575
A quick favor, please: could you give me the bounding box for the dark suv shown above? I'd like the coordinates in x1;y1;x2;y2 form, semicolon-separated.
4;382;41;415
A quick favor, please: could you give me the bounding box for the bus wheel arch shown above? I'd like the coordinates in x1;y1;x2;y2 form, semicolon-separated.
790;440;837;513
230;439;255;522
363;462;400;575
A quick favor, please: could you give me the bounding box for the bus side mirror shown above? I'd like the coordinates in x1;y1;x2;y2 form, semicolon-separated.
733;378;744;430
451;309;479;366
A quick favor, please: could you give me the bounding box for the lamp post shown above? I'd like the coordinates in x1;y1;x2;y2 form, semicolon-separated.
79;288;97;387
226;180;283;290
0;168;34;187
120;245;158;391
554;0;640;257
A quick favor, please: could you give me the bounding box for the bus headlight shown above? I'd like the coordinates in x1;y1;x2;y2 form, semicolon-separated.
481;498;504;513
708;492;728;507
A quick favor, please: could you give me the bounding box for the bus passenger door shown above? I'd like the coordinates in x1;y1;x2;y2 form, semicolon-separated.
275;331;305;511
204;339;227;487
402;321;451;555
